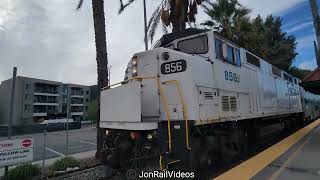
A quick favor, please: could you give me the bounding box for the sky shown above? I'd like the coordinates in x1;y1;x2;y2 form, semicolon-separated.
0;0;318;85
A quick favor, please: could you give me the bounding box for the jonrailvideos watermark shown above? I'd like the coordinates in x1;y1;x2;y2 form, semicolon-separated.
126;169;195;179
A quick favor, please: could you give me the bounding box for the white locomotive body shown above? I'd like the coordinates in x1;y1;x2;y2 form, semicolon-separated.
100;29;320;177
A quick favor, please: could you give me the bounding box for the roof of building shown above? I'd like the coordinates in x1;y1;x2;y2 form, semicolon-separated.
300;67;320;94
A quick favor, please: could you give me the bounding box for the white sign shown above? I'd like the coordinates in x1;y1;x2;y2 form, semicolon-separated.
0;138;34;167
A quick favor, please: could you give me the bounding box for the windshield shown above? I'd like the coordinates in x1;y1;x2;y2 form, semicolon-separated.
177;35;208;54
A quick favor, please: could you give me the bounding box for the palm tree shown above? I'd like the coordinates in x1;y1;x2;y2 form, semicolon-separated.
201;0;251;40
77;0;108;159
119;0;205;43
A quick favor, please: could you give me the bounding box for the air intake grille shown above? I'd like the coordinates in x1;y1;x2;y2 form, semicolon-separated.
230;96;237;111
221;96;230;111
204;91;213;99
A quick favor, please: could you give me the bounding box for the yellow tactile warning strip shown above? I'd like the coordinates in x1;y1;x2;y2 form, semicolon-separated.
214;118;320;180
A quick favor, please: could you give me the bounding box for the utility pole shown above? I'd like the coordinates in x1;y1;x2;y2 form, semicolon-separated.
309;0;320;67
5;67;17;177
143;0;148;50
66;86;70;156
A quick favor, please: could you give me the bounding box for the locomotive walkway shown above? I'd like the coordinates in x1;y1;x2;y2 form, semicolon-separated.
215;118;320;180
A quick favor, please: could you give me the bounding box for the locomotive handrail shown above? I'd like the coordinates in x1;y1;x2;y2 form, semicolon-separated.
163;80;191;150
156;78;173;152
100;76;157;90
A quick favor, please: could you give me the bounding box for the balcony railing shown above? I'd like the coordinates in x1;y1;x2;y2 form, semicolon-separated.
34;89;58;94
33;113;47;117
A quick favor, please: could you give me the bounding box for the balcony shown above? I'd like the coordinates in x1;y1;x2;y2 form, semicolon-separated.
34;96;59;106
34;83;59;96
34;92;59;97
70;94;83;98
70;97;83;106
70;88;84;98
33;102;59;106
33;113;47;117
70;112;83;116
70;104;83;106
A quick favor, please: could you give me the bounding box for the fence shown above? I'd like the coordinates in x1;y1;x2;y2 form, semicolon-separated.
0;122;81;137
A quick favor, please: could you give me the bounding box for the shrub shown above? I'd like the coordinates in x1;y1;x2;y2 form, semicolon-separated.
8;162;41;180
52;156;80;171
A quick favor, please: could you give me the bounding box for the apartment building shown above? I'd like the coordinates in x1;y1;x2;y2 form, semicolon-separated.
0;76;90;126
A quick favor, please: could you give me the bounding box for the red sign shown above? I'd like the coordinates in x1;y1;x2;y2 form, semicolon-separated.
0;143;13;149
22;139;32;147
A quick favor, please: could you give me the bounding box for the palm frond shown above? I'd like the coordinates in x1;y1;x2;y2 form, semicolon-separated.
76;0;84;10
147;3;162;30
200;20;215;27
148;9;161;43
162;23;169;34
118;0;137;14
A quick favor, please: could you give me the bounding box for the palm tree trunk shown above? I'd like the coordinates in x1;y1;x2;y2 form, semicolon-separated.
170;0;188;33
91;0;108;159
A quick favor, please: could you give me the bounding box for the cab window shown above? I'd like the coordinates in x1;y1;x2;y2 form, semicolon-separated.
177;35;208;54
235;49;241;66
215;37;241;67
227;45;234;64
215;38;223;59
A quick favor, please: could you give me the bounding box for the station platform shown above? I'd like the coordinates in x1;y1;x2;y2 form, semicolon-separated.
215;118;320;180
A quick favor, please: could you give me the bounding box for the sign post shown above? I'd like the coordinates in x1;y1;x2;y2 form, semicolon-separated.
42;130;47;180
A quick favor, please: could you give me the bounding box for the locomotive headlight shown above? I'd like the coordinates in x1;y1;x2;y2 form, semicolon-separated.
131;56;138;77
132;58;137;66
132;68;138;77
147;133;153;141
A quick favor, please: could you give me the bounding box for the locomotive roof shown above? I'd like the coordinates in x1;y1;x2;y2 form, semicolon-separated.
159;28;208;46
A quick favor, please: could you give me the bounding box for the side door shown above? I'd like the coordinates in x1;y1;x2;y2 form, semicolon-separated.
197;87;218;121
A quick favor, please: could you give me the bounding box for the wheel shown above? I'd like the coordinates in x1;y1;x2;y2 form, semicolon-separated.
189;139;209;179
220;127;249;163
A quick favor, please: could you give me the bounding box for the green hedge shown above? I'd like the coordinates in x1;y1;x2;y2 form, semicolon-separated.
8;162;40;180
52;157;80;171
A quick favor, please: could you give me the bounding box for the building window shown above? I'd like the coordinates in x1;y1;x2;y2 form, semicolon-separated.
63;85;68;94
25;84;31;90
63;95;68;103
86;98;89;103
24;94;30;101
62;104;67;113
86;90;89;95
24;104;31;112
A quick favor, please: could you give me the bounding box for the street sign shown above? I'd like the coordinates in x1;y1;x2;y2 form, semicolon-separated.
0;138;34;167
